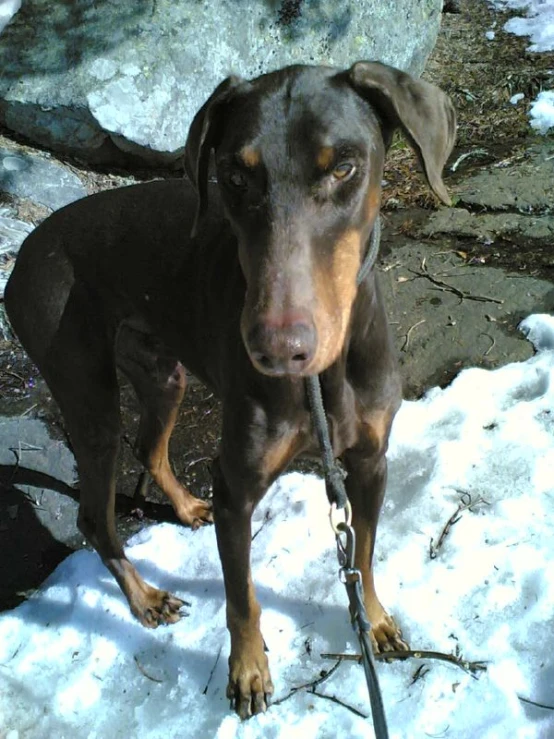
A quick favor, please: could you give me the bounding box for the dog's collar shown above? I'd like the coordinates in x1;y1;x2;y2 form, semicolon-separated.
357;216;381;285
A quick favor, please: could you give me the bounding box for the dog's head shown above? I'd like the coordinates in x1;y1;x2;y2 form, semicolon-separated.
185;62;456;378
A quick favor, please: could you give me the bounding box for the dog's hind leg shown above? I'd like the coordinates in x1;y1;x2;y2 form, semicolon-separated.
116;325;213;529
36;291;185;628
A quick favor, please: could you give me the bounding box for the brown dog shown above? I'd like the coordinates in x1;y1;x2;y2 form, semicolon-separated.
5;61;455;719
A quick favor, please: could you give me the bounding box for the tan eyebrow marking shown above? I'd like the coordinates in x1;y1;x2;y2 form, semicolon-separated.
239;146;261;168
316;146;335;170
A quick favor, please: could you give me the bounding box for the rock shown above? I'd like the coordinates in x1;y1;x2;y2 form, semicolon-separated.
0;0;443;167
423;145;554;242
0;207;34;299
0;417;79;549
423;207;554;242
0;207;32;255
380;240;554;397
457;155;554;213
0;147;87;211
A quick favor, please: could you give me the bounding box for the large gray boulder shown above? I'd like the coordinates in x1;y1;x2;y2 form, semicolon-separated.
0;0;442;167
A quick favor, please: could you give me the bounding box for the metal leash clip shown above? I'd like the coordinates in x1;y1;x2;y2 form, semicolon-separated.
329;504;390;739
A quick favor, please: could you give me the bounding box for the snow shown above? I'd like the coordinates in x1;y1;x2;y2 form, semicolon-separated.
510;92;526;104
488;0;554;133
529;91;554;134
491;0;554;52
1;314;554;738
0;0;21;36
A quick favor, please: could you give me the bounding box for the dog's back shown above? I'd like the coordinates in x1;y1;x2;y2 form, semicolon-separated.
5;179;236;375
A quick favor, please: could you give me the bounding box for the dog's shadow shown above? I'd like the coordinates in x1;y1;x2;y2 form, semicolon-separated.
0;465;75;610
0;462;194;611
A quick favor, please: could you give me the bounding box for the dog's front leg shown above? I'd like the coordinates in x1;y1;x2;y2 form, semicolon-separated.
342;416;409;654
211;457;273;719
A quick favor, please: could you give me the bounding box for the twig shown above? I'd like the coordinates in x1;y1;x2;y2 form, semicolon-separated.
202;647;222;695
20;404;37;417
457;87;478;101
409;260;503;304
185;456;211;472
480;332;496;356
252;509;272;541
310;690;368;718
0;642;22;666
321;650;487;676
133;655;164;683
273;661;342;703
273;660;367;718
430;492;489;560
23;491;46;510
274;659;341;701
374;650;487;675
410;664;430;685
450;148;489;172
381;260;402;273
518;695;554;711
1;369;26;388
402;319;426;351
8;443;44;452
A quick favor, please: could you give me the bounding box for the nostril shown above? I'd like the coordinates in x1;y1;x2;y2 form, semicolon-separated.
252;351;272;369
247;314;317;374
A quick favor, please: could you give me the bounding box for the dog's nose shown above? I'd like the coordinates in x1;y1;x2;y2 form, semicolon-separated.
246;313;316;376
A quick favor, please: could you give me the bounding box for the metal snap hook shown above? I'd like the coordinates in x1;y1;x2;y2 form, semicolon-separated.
329;500;352;533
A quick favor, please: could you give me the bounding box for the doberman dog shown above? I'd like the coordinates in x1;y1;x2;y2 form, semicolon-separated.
5;61;455;719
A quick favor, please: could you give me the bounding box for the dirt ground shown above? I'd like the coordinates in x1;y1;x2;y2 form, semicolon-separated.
1;0;553;611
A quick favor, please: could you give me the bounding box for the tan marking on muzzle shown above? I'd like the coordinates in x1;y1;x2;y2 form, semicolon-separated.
366;186;382;222
311;228;363;373
239;146;261;168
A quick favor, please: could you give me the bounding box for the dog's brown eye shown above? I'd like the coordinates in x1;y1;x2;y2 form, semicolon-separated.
332;162;355;181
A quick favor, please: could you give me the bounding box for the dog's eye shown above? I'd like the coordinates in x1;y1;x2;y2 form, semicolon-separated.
332;162;356;180
332;162;355;181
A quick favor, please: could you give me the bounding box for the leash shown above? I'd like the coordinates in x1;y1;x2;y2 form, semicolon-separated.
356;215;381;287
304;217;389;739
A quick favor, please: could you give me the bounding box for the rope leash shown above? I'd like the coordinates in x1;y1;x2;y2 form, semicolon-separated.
333;515;389;739
304;218;389;739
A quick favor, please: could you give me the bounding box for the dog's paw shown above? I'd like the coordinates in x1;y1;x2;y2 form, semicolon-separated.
370;611;409;653
133;587;188;628
176;496;214;529
227;652;274;719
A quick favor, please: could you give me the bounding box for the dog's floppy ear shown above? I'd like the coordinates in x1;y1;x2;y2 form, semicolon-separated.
348;61;456;205
184;75;241;236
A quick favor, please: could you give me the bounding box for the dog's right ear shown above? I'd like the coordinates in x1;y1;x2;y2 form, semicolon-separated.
184;76;241;237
